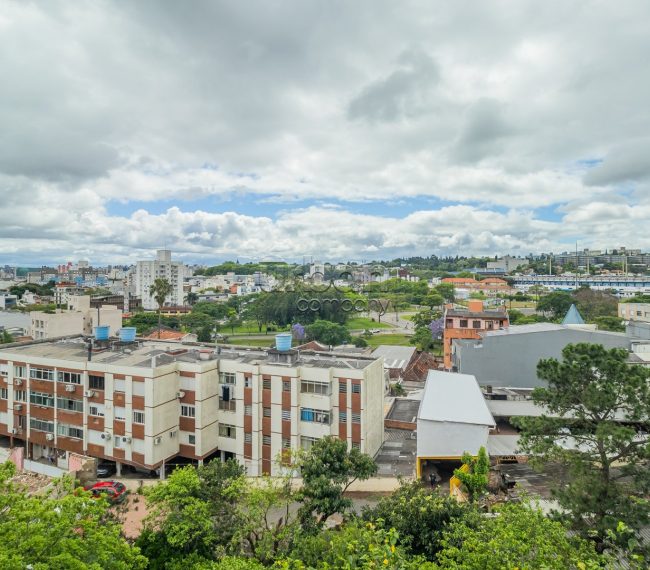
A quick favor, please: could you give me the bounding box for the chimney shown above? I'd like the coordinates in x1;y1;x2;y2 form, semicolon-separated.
467;299;484;313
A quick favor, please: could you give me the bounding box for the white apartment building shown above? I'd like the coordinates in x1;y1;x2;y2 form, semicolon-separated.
0;338;384;476
31;296;122;340
619;302;650;323
133;250;185;310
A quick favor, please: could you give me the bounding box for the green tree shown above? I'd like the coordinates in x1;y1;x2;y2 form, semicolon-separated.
573;287;618;321
422;293;444;309
0;462;147;569
0;330;14;344
593;316;625;332
536;291;573;319
185;291;199;306
410;326;435;352
282;522;434;570
137;460;246;568
514;344;650;552
362;480;471;561
297;436;378;529
150;278;174;339
197;325;213;343
435;283;455;303
435;502;602;569
453;446;489;503
305;320;351;346
225;310;243;334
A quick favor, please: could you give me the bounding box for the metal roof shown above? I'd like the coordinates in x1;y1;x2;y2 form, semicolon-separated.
371;345;416;371
418;370;495;427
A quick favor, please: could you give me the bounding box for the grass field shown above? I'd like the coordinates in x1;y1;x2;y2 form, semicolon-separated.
365;333;412;348
346;317;391;330
223;337;275;348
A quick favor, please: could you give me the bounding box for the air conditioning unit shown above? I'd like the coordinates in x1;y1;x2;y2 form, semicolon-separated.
14;404;22;411
84;390;95;398
14;378;22;385
65;384;76;392
153;436;162;445
176;391;185;399
100;432;112;441
45;433;54;441
169;430;177;438
122;436;131;444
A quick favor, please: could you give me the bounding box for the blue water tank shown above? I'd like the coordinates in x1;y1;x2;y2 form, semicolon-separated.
94;325;110;341
275;333;292;351
119;327;137;342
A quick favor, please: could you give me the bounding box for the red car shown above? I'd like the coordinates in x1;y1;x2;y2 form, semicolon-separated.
84;480;128;504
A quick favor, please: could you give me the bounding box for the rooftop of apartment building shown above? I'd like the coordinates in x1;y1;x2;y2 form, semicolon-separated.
0;336;377;370
445;308;508;319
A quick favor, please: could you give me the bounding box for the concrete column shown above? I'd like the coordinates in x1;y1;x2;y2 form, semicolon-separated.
116;462;122;476
160;460;166;480
220;450;226;462
198;459;204;467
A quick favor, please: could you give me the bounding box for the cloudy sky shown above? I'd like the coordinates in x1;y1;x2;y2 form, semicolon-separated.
2;0;650;265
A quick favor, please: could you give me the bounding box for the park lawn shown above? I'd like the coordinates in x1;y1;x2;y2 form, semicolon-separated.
365;333;412;348
223;337;275;348
346;317;391;330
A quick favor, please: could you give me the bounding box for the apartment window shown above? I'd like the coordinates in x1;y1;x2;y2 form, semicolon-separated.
339;381;347;393
30;418;54;433
300;380;330;396
282;380;291;392
351;383;361;394
30;392;54;407
262;434;271;446
459;319;468;328
219;424;236;438
0;363;8;376
219;372;236;385
282;437;291;449
487;321;494;330
89;405;103;417
263;406;271;417
57;423;83;439
351;412;361;424
244;404;252;416
219;398;236;412
300;408;330;424
300;436;318;450
244;376;251;388
14;366;26;378
472;320;481;329
30;367;54;381
14;390;26;402
244;432;252;443
56;397;84;413
88;375;105;390
0;388;7;399
339;411;347;423
263;378;271;390
281;409;291;421
133;411;145;424
57;371;82;384
181;404;196;418
188;434;196;445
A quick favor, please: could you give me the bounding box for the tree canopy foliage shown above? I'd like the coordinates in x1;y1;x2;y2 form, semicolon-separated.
514;343;650;553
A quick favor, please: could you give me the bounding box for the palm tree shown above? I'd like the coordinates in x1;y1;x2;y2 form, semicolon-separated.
149;278;173;339
184;291;199;306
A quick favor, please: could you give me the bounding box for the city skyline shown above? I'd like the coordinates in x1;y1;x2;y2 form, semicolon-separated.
2;1;650;264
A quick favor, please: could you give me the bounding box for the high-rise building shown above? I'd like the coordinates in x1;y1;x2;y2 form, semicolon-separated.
134;250;185;310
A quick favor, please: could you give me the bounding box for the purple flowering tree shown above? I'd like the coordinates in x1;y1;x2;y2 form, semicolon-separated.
292;323;306;340
429;317;444;340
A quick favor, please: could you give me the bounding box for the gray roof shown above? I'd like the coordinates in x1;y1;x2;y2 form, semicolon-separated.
562;303;586;325
371;345;416;370
418;370;495;427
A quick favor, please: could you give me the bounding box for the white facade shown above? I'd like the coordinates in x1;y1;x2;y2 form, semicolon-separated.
0;340;384;477
416;370;495;476
619;302;650;323
134;250;185;310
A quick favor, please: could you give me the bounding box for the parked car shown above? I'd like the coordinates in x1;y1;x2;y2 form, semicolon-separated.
96;461;117;478
84;481;128;504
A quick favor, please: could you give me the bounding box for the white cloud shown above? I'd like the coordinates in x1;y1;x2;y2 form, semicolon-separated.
1;1;650;263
